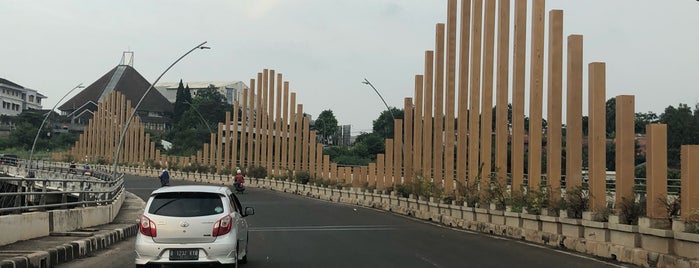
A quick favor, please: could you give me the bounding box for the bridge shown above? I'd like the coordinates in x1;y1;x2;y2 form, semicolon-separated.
2;0;699;267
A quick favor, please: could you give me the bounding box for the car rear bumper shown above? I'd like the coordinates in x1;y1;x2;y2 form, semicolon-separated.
134;234;239;265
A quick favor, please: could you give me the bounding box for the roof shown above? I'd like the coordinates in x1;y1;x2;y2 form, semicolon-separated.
0;78;23;89
58;65;173;113
151;185;229;195
155;81;246;89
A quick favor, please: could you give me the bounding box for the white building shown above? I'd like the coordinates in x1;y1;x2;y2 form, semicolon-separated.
0;78;45;116
155;81;250;106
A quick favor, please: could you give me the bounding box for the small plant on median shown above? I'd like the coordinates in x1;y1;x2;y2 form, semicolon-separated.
246;166;267;179
618;195;646;225
294;171;312;184
563;186;589;219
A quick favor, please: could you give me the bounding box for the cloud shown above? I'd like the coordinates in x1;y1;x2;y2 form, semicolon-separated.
241;0;281;19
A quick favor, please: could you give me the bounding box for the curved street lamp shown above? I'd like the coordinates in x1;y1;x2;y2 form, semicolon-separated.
183;100;214;133
28;83;84;172
362;78;396;122
112;41;210;178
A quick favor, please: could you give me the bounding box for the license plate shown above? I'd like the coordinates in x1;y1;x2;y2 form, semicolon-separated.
169;248;199;260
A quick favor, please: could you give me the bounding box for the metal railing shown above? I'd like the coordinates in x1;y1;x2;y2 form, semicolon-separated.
0;160;124;215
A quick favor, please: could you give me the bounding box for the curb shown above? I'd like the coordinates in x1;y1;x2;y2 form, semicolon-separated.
0;224;138;268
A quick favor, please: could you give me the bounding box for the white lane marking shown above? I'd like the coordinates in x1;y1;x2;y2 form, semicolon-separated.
416;254;443;268
249;225;400;232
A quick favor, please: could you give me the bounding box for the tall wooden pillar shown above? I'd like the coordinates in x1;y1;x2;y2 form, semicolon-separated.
302;117;310;171
480;0;496;188
444;0;457;194
588;62;607;211
231;101;240;168
295;104;303;171
377;154;385;190
266;70;275;175
646;124;667;218
240;88;248;167
323;154;330;180
404;98;414;184
247;79;256;167
547;10;564;200
369;162;377;188
528;0;545;189
261;70;268;169
309;131;317;175
281;82;289;172
511;0;527;190
615;95;635;211
209;133;216;167
386;139;394;186
394;120;403;185
433;23;445;188
331;163;338;183
566;35;584;189
468;0;483;185
494;0;510;184
457;0;472;189
223;117;229;167
413;75;424;177
422;50;434;180
254;74;263;167
316;144;323;179
289;93;297;171
681;145;699;221
275;73;283;175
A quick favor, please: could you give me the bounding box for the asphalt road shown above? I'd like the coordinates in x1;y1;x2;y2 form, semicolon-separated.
59;174;630;268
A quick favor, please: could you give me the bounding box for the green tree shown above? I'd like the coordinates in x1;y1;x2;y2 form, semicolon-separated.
660;103;699;168
166;85;230;155
372;107;404;138
314;110;338;145
173;79;190;122
634;111;659;134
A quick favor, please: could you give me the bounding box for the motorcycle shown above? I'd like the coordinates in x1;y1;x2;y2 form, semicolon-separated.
234;181;245;194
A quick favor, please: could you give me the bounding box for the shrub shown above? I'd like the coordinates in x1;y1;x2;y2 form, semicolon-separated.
618;195;646;225
247;166;267;179
294;171;312;184
658;195;681;223
564;186;589;219
219;166;233;175
486;178;508;210
456;179;480;208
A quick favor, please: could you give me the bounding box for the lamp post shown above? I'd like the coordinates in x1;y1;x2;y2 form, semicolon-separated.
28;83;84;172
362;78;396;138
112;41;210;179
183;100;214;133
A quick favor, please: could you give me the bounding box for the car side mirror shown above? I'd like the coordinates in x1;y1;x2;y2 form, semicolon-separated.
244;207;255;217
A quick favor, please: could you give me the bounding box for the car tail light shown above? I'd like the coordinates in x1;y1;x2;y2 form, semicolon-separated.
212;215;233;237
139;215;157;237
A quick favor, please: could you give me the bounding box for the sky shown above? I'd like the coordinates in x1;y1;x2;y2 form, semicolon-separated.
2;0;698;134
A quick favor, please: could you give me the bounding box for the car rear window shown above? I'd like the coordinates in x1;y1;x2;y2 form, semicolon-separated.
148;192;224;217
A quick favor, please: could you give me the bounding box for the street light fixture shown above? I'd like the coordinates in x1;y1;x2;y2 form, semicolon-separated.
112;41;210;179
362;78;396;122
28;83;84;172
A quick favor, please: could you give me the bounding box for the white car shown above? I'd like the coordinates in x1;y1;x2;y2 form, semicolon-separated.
135;185;254;267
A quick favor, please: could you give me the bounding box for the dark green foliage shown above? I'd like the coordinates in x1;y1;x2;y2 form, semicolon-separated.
372;107;404;138
563;186;589;219
618;195;646;225
294;171;312;184
246;166;267;179
314;110;338;145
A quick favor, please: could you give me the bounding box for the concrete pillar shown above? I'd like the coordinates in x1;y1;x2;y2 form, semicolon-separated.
566;35;584;189
394;119;403;185
457;0;472;190
680;145;699;220
413;75;424;177
588;62;607;211
404;98;414;184
275;73;283;175
468;0;483;185
423;50;434;180
528;0;545;189
615;95;635;211
480;0;496;190
386;139;394;187
281;82;289;172
511;0;527;190
377;154;385;190
547;10;564;201
646;124;667;218
494;0;510;184
444;0;457;194
369;163;377;188
434;23;445;189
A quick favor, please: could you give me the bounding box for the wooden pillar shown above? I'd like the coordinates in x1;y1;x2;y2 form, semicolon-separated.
547;9;564;201
261;70;268;169
615;95;635;211
386;139;394;186
254;74;263;167
480;0;496;189
457;0;472;189
433;23;445;189
377;154;385;190
681;145;699;221
267;70;275;175
323;154;330;180
394;120;403;185
302;117;310;171
494;0;510;184
316;144;323;179
511;0;527;190
468;0;483;185
275;73;283;175
404;98;414;184
247;79;256;167
309;131;317;175
281;82;289;172
444;0;457;194
222;117;228;168
528;0;545;189
209;133;216;167
240;88;248;167
331;163;338;183
413;75;424;177
232;101;240;169
289;93;297;171
566;35;584;189
422;50;434;180
646;124;667;218
295;104;303;171
588;62;607;211
369;162;377;188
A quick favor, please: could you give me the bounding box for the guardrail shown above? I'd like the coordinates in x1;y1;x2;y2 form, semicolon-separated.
0;160;124;215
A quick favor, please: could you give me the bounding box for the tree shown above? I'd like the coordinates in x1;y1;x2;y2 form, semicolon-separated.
314;110;338;145
659;103;699;168
173;80;190;122
166;85;230;155
372;107;404;138
634;111;659;134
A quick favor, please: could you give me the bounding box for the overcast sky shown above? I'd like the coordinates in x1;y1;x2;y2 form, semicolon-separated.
2;0;698;133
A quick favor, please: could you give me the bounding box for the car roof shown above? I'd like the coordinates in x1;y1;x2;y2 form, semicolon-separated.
151;185;230;195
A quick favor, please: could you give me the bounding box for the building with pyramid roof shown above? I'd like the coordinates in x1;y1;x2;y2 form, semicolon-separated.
59;52;173;131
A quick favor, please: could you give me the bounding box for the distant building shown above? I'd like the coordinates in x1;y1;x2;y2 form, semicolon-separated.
333;125;352;146
0;78;46;116
155;81;249;106
58;52;173;131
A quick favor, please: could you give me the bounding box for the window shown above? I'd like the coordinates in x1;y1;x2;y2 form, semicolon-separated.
148;192;224;217
29;95;34;102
